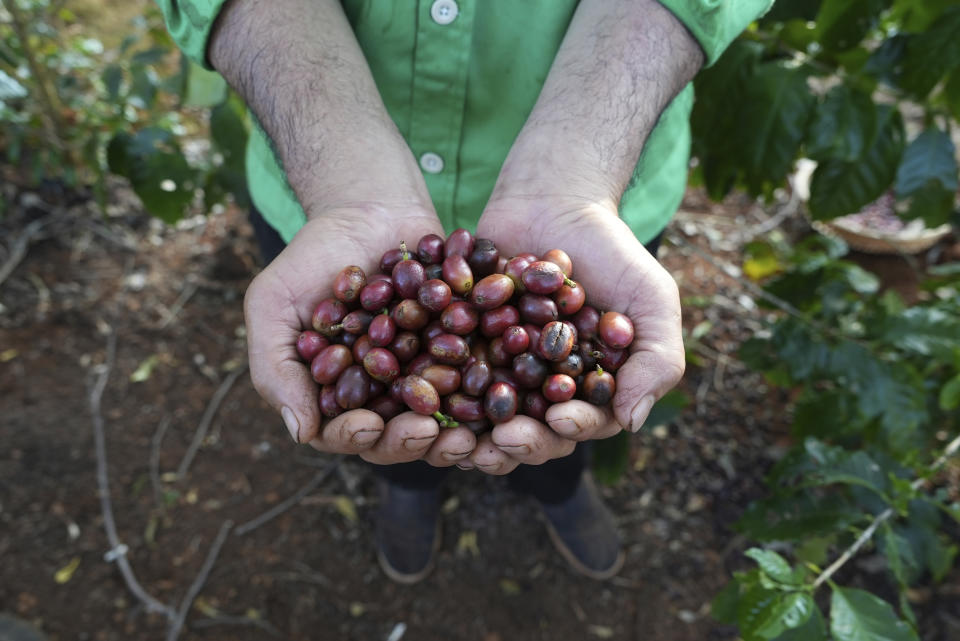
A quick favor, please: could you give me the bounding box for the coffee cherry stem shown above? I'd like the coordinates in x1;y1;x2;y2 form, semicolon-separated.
591;350;605;359
432;411;460;428
596;364;605;375
400;240;411;261
564;277;577;288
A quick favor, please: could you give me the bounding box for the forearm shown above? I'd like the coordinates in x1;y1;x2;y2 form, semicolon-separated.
209;0;430;217
493;0;704;208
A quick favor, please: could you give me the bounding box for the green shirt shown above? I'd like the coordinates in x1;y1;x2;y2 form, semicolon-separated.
159;0;772;244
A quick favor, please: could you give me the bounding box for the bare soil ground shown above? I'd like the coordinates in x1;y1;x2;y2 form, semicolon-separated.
1;181;957;641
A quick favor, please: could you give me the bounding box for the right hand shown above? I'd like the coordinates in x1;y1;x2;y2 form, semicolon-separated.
244;204;477;467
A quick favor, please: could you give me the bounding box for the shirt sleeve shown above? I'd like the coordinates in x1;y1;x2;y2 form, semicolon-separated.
657;0;774;66
155;0;230;69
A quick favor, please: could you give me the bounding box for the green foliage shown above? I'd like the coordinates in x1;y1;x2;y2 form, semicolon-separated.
0;1;247;221
717;230;960;639
693;0;959;227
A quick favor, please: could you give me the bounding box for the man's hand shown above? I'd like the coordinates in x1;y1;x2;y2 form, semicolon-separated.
244;204;476;466
467;197;684;474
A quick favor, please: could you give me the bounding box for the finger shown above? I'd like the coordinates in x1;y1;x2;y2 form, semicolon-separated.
491;415;576;465
359;411;440;465
306;409;384;453
245;269;322;443
545;400;621;441
469;432;521;476
421;427;477;467
612;267;685;433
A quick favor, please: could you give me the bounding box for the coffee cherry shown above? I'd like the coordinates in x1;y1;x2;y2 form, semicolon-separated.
389;331;420;362
537;321;575;362
417;233;445;264
428;333;470;365
333;266;367;303
542;374;576;403
339;332;358;348
512;353;549;389
468;238;499;278
518;294;558;325
504;255;535;292
552;352;584;378
366;395;404;422
555;281;585;315
341;309;373;335
598;311;634;349
462;360;493;396
401;375;441;415
446;393;485;422
363;347;400;383
422;320;445;343
520;391;548;422
441;301;479;335
491;368;521;390
484;382;518;423
487;337;512;367
470;274;515;311
379;248;404;274
522;261;570;295
407;353;435;376
392;299;429;331
335;365;371;409
480;305;520;338
445;228;475;258
542;249;573;278
572;306;600;341
352;335;374;362
596;345;628;371
425;263;443;281
418;279;452;313
523;323;542;351
392;253;426;299
501;325;530;355
421;364;462;396
442;254;474;295
311;345;353;385
296;331;329;362
360;280;394;312
319;385;342;418
583;367;616;405
368;314;396;347
311;298;348;336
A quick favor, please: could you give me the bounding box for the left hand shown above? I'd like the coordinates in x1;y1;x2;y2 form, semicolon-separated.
465;196;685;475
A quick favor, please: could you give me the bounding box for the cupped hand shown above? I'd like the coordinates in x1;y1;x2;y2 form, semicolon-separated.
244;204;476;466
470;197;685;474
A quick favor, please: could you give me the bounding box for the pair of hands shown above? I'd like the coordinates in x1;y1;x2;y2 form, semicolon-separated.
244;197;685;474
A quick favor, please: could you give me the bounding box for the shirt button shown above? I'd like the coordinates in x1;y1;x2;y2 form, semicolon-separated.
430;0;459;25
419;152;444;174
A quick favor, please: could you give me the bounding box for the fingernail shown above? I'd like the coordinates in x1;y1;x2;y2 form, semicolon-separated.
351;429;381;447
550;417;580;437
496;444;531;456
281;406;300;443
403;435;434;451
630;395;655;433
442;450;472;462
456;461;475;470
475;461;503;472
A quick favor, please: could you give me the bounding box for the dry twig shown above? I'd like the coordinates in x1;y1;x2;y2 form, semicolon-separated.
0;216;52;289
234;458;343;536
176;363;248;478
150;416;172;511
90;329;175;620
166;519;234;641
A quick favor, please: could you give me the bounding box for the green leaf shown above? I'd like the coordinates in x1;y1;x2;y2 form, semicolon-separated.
739;586;815;641
902;180;956;227
895;128;958;196
809;106;905;220
878;307;960;356
830;587;919;641
816;0;891;52
0;69;27;101
738;493;863;541
645;388;689;427
745;548;798;585
129;65;158;109
771;606;828;641
890;0;959;31
762;0;822;24
805;450;890;498
102;64;123;101
939;373;960;410
711;579;741;624
944;70;960;123
864;35;908;87
805;84;877;162
737;62;816;195
107;128;197;224
183;61;227;108
131;46;169;66
900;7;960;98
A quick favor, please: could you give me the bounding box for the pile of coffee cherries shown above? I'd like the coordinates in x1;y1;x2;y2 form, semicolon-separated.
295;229;634;433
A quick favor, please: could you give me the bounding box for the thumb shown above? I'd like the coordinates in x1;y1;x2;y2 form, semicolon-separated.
611;278;685;433
245;270;322;443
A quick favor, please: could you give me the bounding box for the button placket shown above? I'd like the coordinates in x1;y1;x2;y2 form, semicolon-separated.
430;0;459;25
